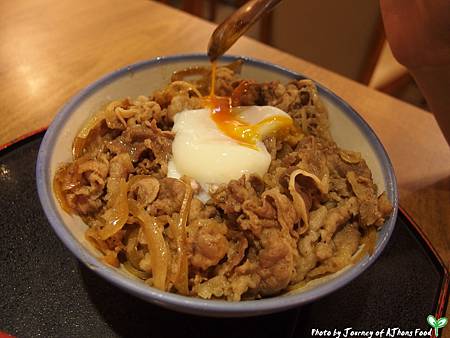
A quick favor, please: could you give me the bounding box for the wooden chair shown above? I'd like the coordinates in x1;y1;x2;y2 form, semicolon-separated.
157;0;413;97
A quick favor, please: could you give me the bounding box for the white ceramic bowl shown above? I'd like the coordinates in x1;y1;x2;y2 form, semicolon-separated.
36;54;398;317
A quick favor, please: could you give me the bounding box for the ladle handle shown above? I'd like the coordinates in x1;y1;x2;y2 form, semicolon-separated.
207;0;283;61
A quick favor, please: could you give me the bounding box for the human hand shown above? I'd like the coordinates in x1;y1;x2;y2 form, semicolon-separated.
380;0;450;69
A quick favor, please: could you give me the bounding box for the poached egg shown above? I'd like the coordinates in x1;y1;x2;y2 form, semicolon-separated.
168;105;292;186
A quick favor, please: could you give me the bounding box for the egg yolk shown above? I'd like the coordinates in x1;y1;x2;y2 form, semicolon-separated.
204;62;293;148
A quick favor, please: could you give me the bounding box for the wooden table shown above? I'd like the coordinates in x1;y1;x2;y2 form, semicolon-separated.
1;0;449;328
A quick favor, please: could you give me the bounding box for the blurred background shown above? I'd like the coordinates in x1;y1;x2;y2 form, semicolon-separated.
157;0;428;111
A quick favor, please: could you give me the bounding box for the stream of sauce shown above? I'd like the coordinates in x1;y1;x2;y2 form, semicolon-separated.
203;61;292;148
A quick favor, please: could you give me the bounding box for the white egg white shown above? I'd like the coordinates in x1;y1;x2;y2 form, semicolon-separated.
167;106;291;197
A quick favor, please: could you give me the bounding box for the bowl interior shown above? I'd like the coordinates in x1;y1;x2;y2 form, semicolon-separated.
37;54;398;317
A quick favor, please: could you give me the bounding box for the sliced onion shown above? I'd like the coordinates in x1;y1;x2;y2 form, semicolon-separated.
123;261;151;280
85;227;120;267
76;111;106;140
171;66;209;82
170;177;193;295
102;252;120;267
72;110;106;158
98;178;129;240
291;168;329;194
53;165;73;214
169;81;203;98
288;172;309;232
351;227;377;265
128;198;169;291
85;227;108;253
288;169;328;233
339;150;362;164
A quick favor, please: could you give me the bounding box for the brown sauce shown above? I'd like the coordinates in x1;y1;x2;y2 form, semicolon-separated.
203;61;292;148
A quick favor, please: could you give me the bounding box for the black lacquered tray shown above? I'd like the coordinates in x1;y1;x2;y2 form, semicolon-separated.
0;132;448;338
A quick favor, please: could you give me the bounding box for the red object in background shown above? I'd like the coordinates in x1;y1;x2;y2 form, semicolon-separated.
0;332;16;338
0;126;47;152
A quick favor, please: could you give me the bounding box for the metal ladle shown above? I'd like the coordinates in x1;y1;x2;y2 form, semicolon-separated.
207;0;283;61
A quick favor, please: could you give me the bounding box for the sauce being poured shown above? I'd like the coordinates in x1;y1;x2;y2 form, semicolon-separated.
203;62;292;148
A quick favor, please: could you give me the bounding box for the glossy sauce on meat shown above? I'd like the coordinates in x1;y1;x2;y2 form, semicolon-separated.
203;61;292;148
53;61;393;301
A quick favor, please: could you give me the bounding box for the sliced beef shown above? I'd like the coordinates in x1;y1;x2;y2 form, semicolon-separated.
188;219;229;271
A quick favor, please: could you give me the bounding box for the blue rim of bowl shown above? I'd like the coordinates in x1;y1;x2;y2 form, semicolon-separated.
36;53;398;316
